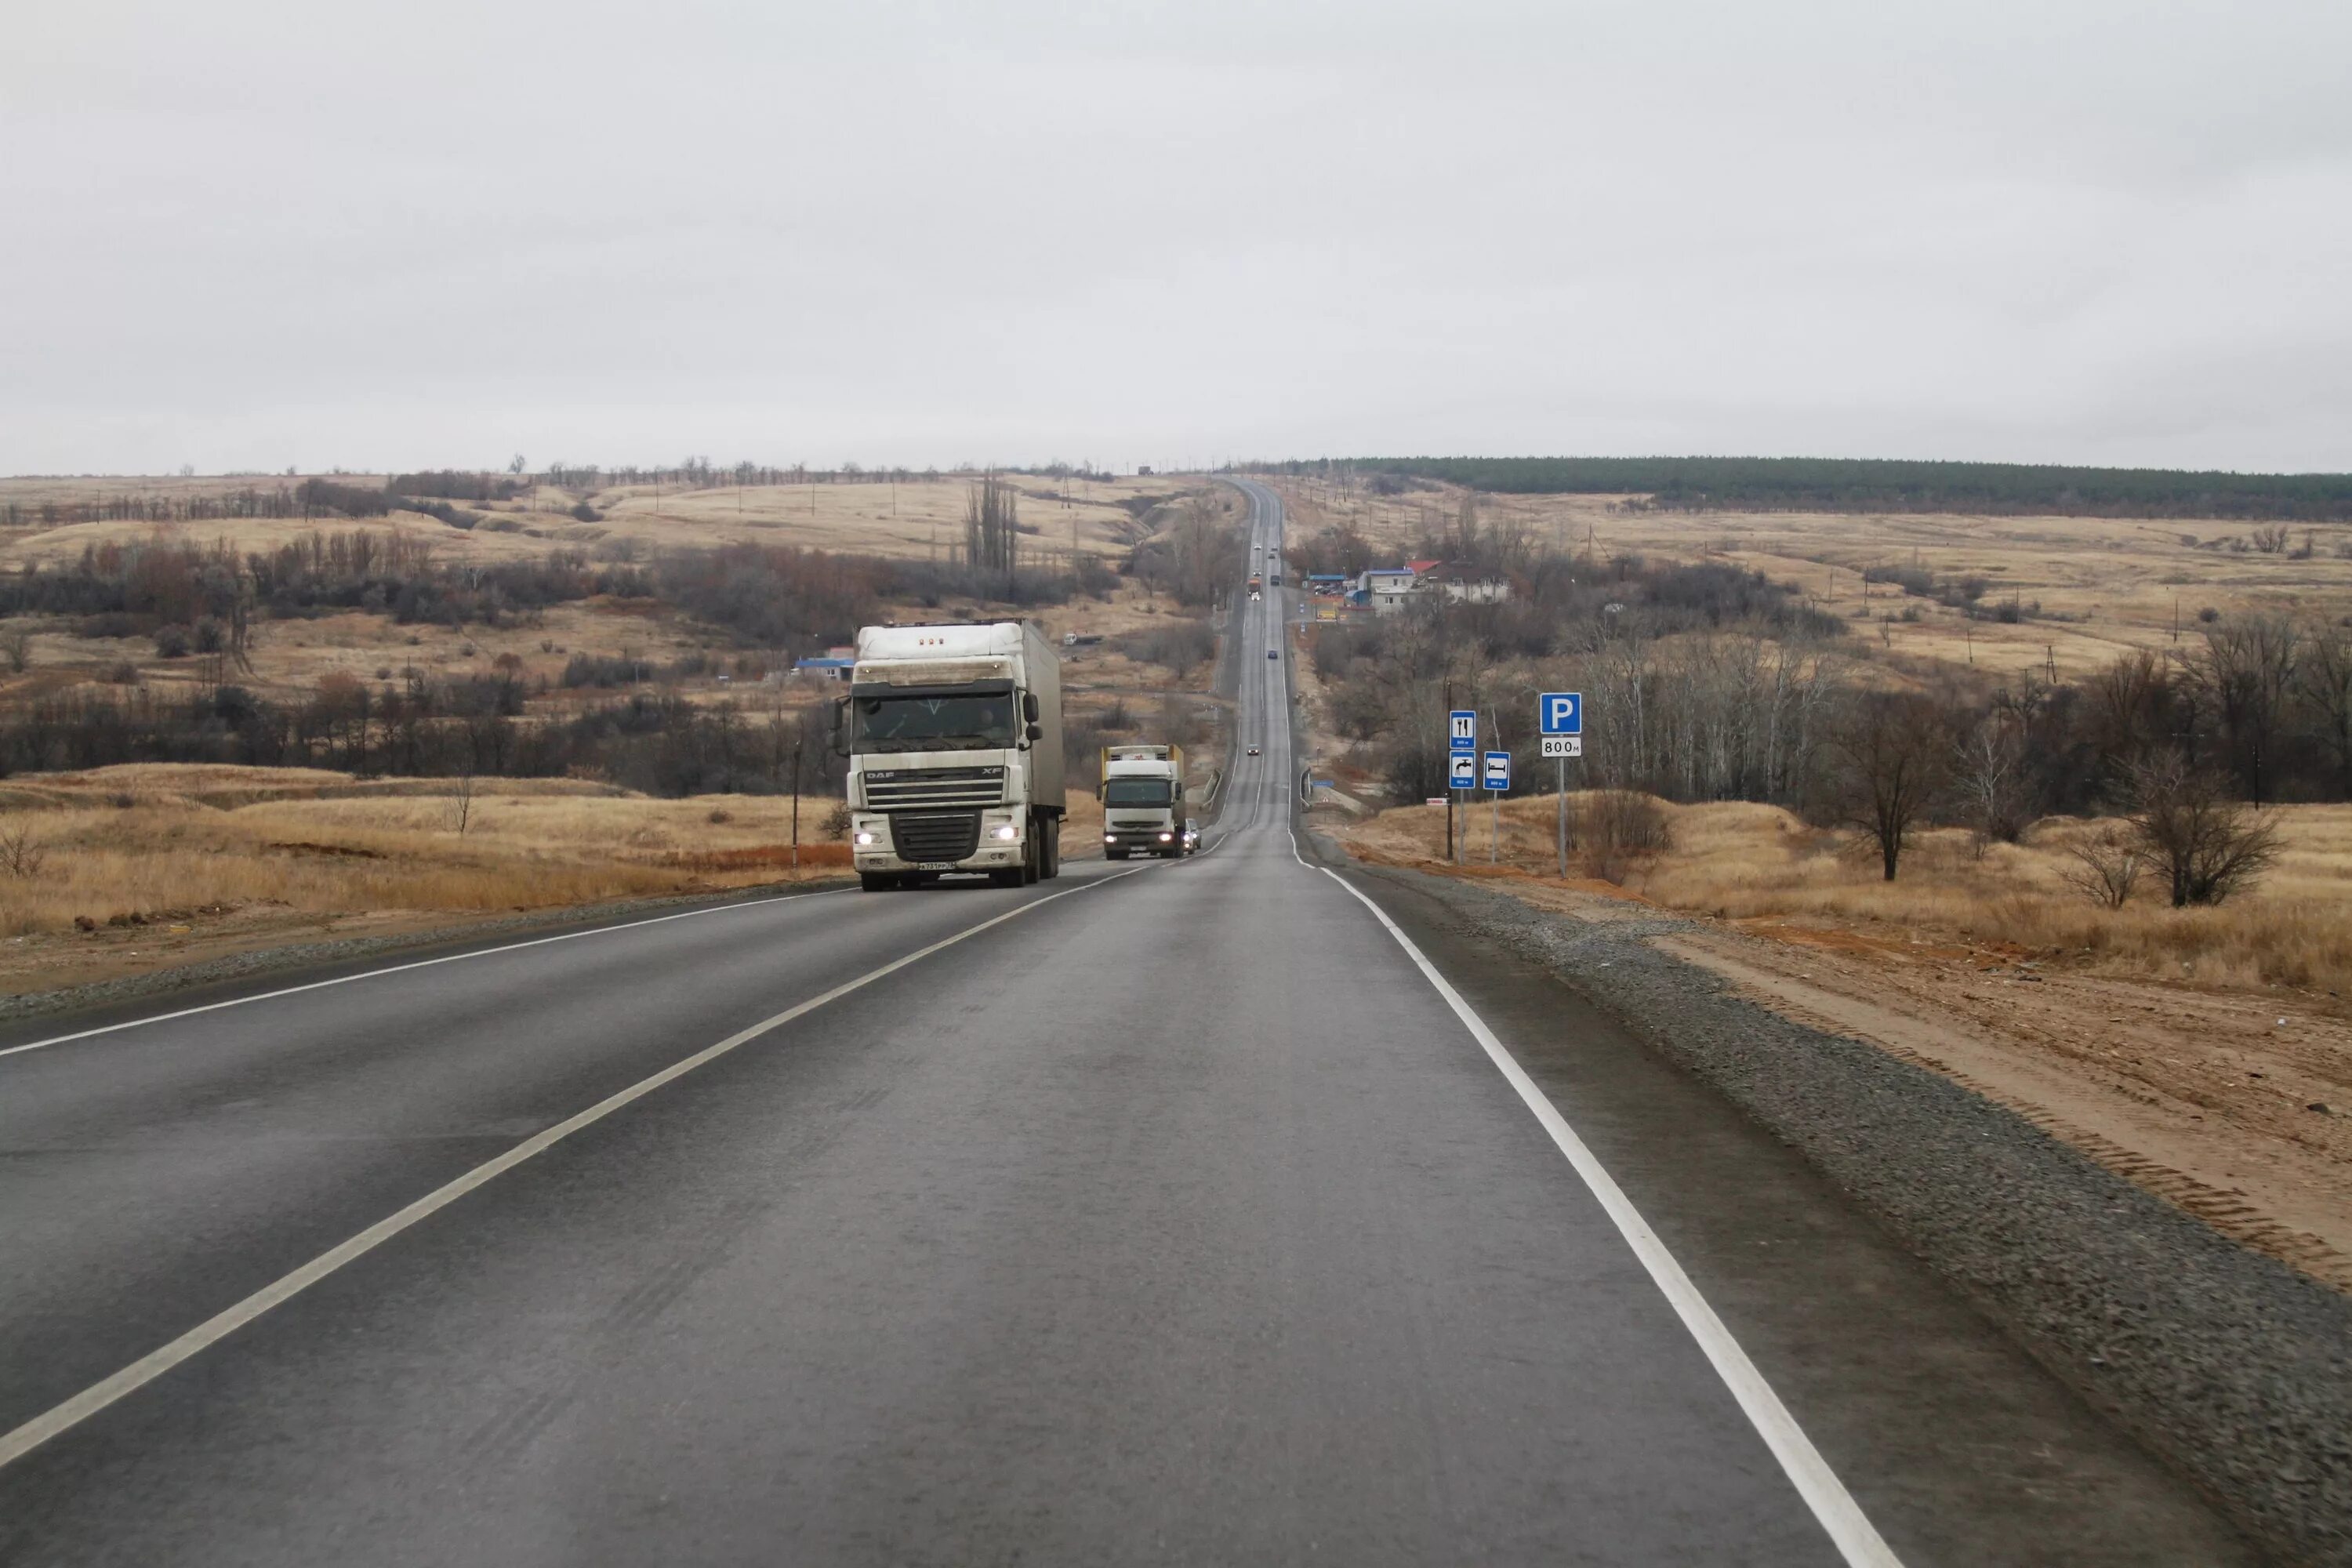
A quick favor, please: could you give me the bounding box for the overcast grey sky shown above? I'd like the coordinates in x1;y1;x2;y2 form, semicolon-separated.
6;0;2349;475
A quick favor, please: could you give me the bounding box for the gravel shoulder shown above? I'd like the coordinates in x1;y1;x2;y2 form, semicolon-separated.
1325;846;2352;1568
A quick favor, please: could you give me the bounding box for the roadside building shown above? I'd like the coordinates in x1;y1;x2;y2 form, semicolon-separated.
1358;567;1418;612
1417;561;1512;603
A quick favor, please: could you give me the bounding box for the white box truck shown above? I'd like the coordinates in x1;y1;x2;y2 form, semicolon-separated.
833;622;1064;891
1100;743;1187;858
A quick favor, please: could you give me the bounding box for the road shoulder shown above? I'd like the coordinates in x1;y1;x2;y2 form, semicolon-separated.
1327;851;2348;1566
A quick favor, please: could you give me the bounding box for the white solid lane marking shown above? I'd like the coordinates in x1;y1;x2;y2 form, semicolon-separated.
1318;866;1904;1568
0;885;866;1062
0;866;1146;1472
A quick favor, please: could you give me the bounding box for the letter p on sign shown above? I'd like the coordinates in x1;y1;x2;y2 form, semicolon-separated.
1541;692;1582;736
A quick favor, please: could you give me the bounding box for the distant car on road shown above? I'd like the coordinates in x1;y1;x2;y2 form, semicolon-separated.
1267;648;1279;659
1246;745;1261;756
1181;818;1202;854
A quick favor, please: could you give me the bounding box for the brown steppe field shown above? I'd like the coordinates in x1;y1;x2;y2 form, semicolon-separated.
0;471;1185;569
0;473;1220;715
1271;474;2352;682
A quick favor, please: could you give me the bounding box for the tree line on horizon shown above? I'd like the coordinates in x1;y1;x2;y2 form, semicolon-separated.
1249;456;2352;521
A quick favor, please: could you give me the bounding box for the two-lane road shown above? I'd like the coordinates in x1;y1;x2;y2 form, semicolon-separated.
0;483;2257;1565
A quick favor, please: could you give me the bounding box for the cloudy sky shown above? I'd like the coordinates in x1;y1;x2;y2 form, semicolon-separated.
5;0;2349;475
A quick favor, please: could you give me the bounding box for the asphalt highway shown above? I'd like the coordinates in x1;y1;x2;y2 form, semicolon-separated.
0;483;2259;1565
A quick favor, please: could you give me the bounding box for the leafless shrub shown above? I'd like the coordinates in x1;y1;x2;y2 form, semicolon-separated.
821;801;851;840
2061;826;2143;909
2125;750;2279;907
1579;790;1671;884
0;626;29;673
0;819;47;878
2249;523;2291;555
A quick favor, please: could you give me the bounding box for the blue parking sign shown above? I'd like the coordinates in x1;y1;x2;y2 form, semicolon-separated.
1541;692;1582;735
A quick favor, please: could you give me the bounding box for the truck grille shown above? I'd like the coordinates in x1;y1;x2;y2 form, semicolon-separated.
888;811;982;863
862;766;1005;808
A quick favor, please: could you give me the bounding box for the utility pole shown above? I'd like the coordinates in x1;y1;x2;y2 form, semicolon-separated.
1487;706;1500;866
1443;674;1455;863
791;739;804;873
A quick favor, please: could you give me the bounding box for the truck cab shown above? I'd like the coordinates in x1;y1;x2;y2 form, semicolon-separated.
837;622;1064;890
1099;744;1186;859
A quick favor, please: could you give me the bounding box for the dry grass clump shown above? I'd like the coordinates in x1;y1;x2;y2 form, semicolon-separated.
1344;793;2352;996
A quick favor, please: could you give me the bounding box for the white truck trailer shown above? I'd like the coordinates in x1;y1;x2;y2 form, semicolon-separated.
833;622;1064;891
1099;743;1188;858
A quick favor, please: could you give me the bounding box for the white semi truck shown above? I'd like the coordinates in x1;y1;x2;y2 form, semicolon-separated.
834;622;1064;891
1099;743;1188;858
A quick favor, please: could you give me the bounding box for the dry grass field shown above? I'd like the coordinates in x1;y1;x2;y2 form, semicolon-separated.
1348;795;2352;994
0;473;1221;715
0;764;1112;998
1335;793;2352;1289
1271;476;2352;683
0;472;1188;569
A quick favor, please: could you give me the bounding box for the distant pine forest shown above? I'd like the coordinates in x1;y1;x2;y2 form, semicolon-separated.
1251;457;2352;521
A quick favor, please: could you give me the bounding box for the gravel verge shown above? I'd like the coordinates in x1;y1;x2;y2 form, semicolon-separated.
0;879;858;1031
1343;857;2352;1568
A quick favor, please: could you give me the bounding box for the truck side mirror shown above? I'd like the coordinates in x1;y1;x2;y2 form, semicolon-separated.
829;696;849;757
1026;722;1044;742
1022;691;1040;724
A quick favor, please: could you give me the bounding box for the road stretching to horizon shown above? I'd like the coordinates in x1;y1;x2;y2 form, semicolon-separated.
0;481;2259;1565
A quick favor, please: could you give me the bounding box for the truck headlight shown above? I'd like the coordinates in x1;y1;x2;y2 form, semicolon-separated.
1158;832;1174;842
1104;833;1116;844
992;822;1019;841
854;830;877;846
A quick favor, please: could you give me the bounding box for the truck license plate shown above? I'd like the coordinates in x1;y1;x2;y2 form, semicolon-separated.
916;862;960;871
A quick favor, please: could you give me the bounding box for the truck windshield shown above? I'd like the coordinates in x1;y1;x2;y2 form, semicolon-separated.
1104;779;1174;807
851;691;1016;752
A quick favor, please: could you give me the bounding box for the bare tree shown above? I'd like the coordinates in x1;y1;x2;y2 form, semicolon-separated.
964;470;1019;575
0;818;45;878
1954;710;2030;850
2296;619;2352;797
2061;826;2142;908
2186;616;2299;804
2124;750;2279;907
448;766;477;836
1830;691;1952;880
0;626;28;674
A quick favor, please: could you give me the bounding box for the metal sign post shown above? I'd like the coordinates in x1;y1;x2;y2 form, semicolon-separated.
1482;750;1510;865
1540;693;1584;882
1448;708;1476;866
